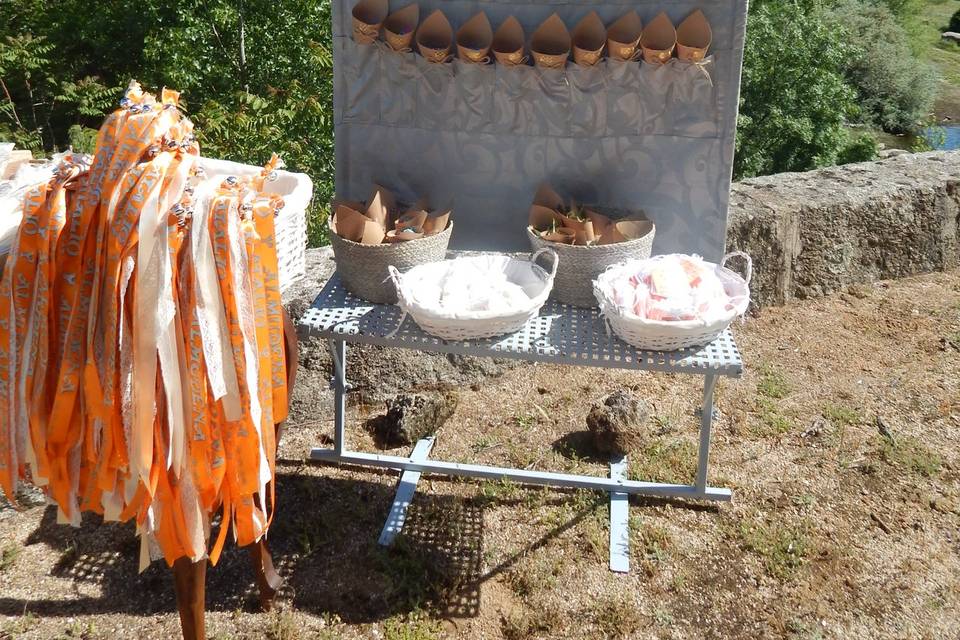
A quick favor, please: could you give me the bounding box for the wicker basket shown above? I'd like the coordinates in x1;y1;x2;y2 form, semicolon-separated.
594;252;752;351
331;222;453;303
527;214;655;307
198;157;312;293
387;249;558;340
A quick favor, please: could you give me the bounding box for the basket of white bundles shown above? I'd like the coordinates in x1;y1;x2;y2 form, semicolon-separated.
594;252;751;351
198;156;312;293
388;249;559;341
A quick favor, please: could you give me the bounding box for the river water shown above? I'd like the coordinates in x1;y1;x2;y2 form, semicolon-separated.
925;125;960;150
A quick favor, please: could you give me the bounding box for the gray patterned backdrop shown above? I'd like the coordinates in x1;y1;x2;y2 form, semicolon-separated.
333;0;749;259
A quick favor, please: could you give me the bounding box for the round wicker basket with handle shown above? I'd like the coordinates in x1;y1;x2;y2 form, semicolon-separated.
527;213;655;307
330;222;453;303
594;252;752;351
387;248;559;341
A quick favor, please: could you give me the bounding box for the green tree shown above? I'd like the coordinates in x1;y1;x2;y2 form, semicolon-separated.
826;0;937;134
735;0;876;179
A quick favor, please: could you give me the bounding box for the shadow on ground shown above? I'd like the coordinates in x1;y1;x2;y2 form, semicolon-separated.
0;468;490;624
1;460;717;624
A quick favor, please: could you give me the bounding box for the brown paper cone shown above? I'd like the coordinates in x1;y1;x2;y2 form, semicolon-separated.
386;228;425;242
558;215;595;244
601;219;654;245
607;11;642;61
676;9;712;62
531;13;570;69
417;9;453;63
365;185;395;228
396;209;428;232
456;12;493;64
352;0;388;44
422;210;451;235
572;11;606;67
540;228;576;244
384;3;419;52
641;12;676;64
492;16;526;66
529;204;562;231
332;198;366;213
585;208;613;238
533;183;564;210
335;205;386;244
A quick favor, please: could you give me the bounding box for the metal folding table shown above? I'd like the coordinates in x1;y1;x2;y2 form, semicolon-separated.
298;275;743;573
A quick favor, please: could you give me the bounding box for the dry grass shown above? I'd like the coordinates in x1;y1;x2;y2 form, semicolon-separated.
0;270;958;639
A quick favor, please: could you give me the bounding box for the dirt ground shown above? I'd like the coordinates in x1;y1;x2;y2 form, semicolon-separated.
1;269;958;640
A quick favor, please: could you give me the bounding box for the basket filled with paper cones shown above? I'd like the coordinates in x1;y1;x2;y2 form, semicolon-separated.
526;184;655;307
329;185;452;303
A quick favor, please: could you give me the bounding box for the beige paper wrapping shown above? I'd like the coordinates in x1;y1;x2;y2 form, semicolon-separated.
586;208;613;239
541;228;576;244
600;219;655;245
422;210;451;235
334;204;386;244
572;11;606;67
492;16;526;66
676;9;712;62
531;13;570;69
384;3;420;52
641;12;677;65
352;0;388;44
365;184;395;228
417;9;454;63
386;228;425;242
528;204;561;231
396;209;428;231
457;12;493;64
607;11;643;61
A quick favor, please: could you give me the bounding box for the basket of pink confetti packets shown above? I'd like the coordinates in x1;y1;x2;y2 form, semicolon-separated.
593;252;751;351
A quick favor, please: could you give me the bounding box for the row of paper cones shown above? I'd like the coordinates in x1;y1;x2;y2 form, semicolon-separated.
353;1;713;67
331;185;451;244
529;184;653;245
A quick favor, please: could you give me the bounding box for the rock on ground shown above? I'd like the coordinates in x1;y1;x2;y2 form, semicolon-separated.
367;390;459;446
585;390;650;456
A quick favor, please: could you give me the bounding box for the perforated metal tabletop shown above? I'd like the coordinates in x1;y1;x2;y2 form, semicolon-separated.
299;275;743;378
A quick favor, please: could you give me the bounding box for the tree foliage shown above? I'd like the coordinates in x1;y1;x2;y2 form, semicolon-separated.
735;0;877;179
826;0;938;133
1;0;939;238
0;0;333;245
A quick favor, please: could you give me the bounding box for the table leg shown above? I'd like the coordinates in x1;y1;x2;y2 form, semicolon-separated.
173;557;206;640
247;538;284;611
378;437;436;546
609;455;630;573
696;374;719;493
328;339;349;456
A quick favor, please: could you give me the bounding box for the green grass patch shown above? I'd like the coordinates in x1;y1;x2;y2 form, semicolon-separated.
383;613;443;640
590;593;645;639
628;438;698;485
822;403;861;428
755;397;793;437
876;435;942;477
757;366;792;399
0;543;21;572
737;518;812;580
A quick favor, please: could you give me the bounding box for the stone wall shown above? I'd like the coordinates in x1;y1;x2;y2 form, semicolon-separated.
727;151;960;307
289;151;960;313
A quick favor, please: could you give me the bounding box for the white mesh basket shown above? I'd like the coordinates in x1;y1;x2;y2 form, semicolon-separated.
198;157;313;293
388;249;559;341
594;252;752;351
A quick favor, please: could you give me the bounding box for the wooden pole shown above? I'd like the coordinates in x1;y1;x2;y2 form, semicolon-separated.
173;308;298;638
